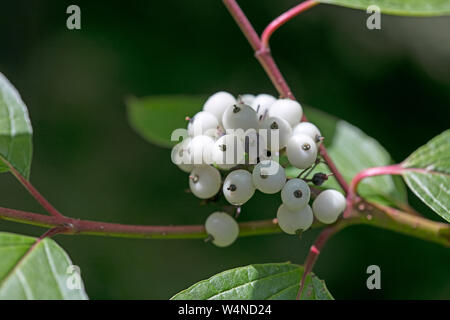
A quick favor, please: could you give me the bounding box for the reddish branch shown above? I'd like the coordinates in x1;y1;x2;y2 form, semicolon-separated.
296;225;338;299
344;164;431;217
222;0;349;194
261;0;319;50
1;156;64;218
0;206;285;239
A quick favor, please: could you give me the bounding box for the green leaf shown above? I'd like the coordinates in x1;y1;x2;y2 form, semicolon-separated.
319;0;450;16
401;130;450;222
0;232;88;300
287;109;408;208
126;95;205;148
0;73;33;179
171;263;333;300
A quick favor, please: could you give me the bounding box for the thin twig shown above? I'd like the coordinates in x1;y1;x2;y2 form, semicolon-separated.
261;0;319;50
1;155;64;217
296;225;339;299
222;0;349;194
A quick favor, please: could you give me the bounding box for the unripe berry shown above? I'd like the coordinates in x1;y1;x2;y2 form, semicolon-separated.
223;169;255;205
187;135;214;165
268;99;303;127
189;165;221;199
171;138;193;173
292;122;322;144
260;116;292;151
277;204;313;234
311;173;328;186
312;189;346;224
205;212;239;247
212;134;245;170
222;102;258;132
251;94;276;121
281;178;311;210
286;134;317;169
187;111;219;137
203;91;236;126
252;160;286;194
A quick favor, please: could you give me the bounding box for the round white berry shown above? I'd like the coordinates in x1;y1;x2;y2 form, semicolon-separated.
286;134;317;169
293;122;322;144
223;169;255;205
187;111;219;137
277;204;313;234
212;134;245;170
281;178;311;210
312;189;346;224
222;102;258;132
189;165;222;199
251;94;276;122
203;91;236;126
260;116;292;150
239;94;256;106
205;212;239;247
187;135;214;165
240;129;266;165
171;138;193;172
268;99;303;127
252;160;286;194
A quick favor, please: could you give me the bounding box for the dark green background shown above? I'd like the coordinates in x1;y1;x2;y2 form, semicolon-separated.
1;0;449;299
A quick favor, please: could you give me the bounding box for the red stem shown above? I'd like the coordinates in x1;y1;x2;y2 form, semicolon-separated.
0;206;284;239
261;0;319;50
296;225;338;299
222;0;349;194
2;156;64;218
344;164;408;217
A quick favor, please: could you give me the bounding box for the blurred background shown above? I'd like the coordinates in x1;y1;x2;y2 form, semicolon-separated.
0;0;449;299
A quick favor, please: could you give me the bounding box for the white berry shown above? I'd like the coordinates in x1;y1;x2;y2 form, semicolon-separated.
260;116;292;150
286;134;317;169
187;135;214;165
222;102;258;132
212;134;245;170
223;169;255;205
293;122;322;144
281;178;311;210
239;94;256;106
188;111;219;137
171;138;193;172
203;91;236;126
252;160;286;194
189;165;222;199
240;129;266;164
268;99;303;127
205;212;239;247
312;189;346;224
251;94;276;121
277;204;313;234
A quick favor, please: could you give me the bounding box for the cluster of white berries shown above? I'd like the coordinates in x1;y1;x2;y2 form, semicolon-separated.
171;91;346;247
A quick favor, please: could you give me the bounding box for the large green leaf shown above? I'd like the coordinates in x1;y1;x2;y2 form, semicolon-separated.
319;0;450;16
171;263;333;300
0;232;88;300
0;73;33;179
401;130;450;222
126;95;205;148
